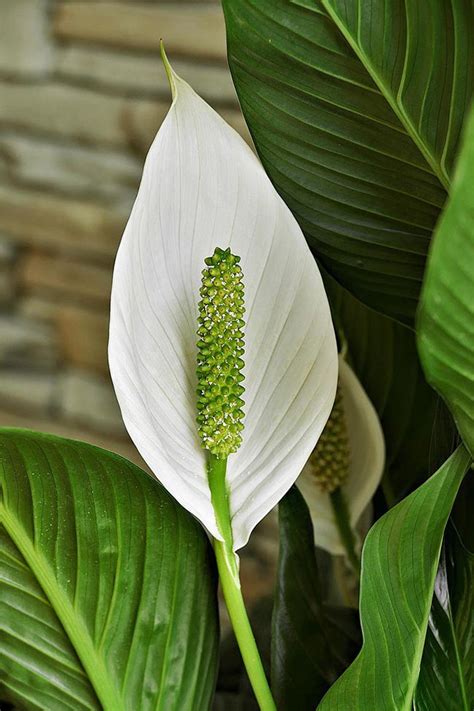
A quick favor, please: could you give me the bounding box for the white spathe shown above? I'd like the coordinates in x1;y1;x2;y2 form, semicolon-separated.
298;359;385;556
108;55;338;550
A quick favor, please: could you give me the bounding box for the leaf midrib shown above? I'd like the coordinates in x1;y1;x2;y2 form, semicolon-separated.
320;0;451;192
1;505;125;711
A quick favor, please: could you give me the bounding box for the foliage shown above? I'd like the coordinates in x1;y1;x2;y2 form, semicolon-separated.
222;2;474;704
317;445;470;710
222;0;473;325
1;1;474;708
414;497;474;711
272;487;360;709
326;274;457;501
0;429;219;710
418;107;474;457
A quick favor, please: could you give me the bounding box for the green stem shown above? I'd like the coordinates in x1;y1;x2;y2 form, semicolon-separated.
330;487;360;577
207;454;276;711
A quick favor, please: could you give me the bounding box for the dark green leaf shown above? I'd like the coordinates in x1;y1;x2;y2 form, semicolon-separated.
325;273;457;501
0;428;219;710
223;0;474;323
317;445;471;710
418;105;474;456
414;513;474;711
272;486;360;710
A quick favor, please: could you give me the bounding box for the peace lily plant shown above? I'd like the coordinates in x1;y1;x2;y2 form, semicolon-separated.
1;4;473;711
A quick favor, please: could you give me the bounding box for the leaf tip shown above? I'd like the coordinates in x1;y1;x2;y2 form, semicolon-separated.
160;40;177;100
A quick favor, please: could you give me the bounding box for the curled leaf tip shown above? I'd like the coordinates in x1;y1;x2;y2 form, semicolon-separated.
159;40;176;99
197;247;245;458
307;384;350;493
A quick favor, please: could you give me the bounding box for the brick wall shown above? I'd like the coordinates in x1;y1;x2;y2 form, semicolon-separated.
0;0;250;465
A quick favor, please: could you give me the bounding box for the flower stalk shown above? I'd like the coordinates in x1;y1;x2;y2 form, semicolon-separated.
208;454;276;711
198;249;276;711
330;487;360;576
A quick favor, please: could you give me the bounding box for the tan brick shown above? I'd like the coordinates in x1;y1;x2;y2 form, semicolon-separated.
0;81;169;148
56;304;110;375
56;46;238;104
0;370;57;414
0;236;17;305
0;134;141;200
54;2;227;60
18;251;113;307
58;368;125;435
0;237;16;266
0;271;14;305
0;0;52;77
21;297;110;375
0;315;57;369
0;186;127;260
0;81;249;154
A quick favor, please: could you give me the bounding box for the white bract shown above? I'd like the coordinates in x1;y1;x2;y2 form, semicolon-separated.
298;359;385;555
109;56;338;550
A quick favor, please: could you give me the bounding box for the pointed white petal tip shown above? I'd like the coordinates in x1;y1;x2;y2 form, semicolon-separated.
159;41;180;102
297;358;385;556
109;57;338;550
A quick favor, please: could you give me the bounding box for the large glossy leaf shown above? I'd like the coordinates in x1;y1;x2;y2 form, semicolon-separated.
317;445;471;710
326;274;457;501
414;509;474;711
272;486;360;710
223;0;474;323
418;106;474;456
0;428;219;710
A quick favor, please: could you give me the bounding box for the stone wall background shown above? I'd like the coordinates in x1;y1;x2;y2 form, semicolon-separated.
0;1;278;606
0;0;251;464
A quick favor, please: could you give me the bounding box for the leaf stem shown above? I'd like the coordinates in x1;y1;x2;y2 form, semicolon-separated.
330;487;360;577
207;454;276;711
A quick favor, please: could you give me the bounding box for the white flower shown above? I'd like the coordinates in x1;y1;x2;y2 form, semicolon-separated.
298;358;385;555
108;55;338;551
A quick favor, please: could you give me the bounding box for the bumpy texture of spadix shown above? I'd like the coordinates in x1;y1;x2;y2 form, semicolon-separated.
197;247;245;458
309;385;349;493
109;59;338;550
298;359;385;555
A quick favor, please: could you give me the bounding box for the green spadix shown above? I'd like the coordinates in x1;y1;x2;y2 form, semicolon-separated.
308;385;350;493
196;247;245;458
